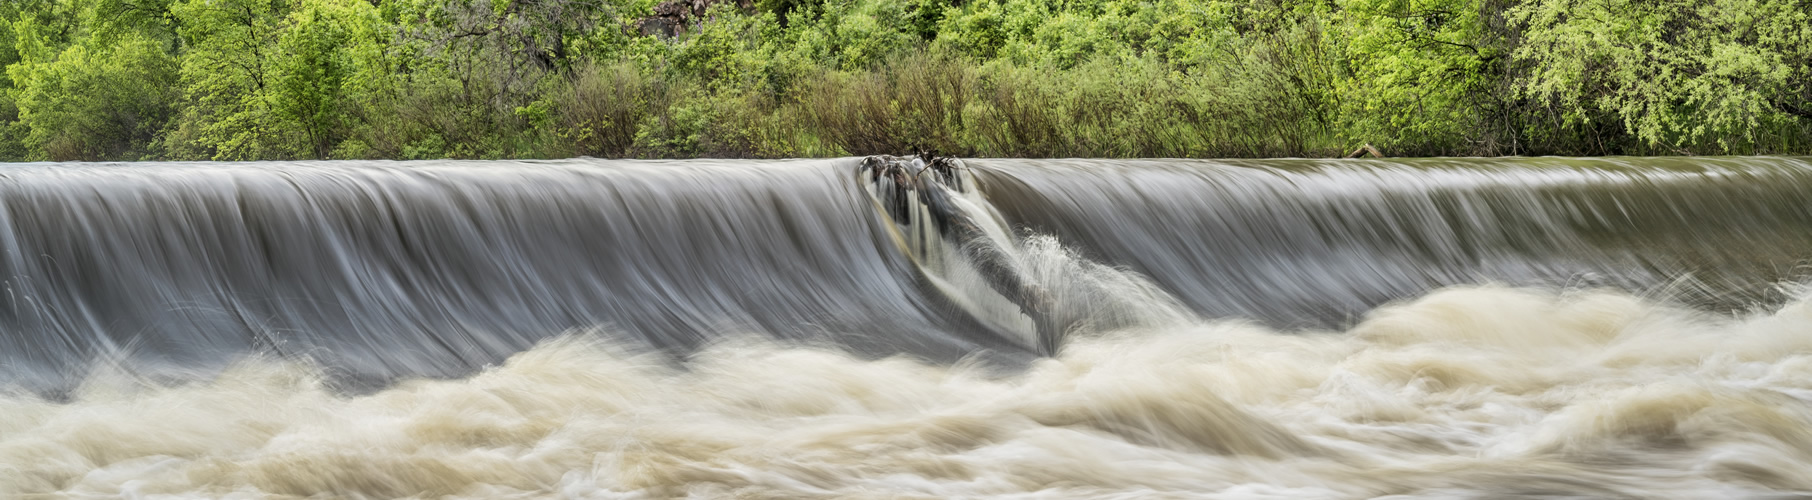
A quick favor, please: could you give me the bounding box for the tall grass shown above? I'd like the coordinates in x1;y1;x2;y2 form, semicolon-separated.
605;50;1348;159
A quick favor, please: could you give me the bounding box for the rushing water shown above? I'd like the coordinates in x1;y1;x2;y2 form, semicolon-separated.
2;157;1811;498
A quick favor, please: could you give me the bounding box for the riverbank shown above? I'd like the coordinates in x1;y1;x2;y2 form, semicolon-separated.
2;0;1808;161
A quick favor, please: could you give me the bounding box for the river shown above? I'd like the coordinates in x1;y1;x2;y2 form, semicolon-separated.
1;157;1809;497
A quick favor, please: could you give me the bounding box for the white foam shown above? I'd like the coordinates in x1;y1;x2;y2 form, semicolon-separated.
3;285;1809;497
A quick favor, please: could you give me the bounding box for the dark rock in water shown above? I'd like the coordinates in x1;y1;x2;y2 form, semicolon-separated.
861;154;1062;355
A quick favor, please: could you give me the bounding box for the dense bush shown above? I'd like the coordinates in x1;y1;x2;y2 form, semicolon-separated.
0;0;1807;160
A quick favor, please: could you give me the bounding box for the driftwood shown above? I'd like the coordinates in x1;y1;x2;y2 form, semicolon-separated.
1345;144;1385;158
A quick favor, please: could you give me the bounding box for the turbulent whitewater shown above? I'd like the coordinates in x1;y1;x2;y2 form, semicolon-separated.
2;157;1811;498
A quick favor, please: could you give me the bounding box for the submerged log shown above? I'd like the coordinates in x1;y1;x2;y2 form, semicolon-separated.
1346;144;1386;158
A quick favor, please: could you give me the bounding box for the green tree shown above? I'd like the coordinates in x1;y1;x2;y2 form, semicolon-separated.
1337;0;1515;154
1512;0;1812;154
7;31;178;160
2;0;182;160
168;0;289;159
271;0;383;158
0;11;29;159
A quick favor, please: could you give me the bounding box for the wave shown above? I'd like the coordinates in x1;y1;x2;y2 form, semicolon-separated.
3;285;1809;497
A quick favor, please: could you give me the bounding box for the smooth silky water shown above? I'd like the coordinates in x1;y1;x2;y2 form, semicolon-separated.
1;157;1811;498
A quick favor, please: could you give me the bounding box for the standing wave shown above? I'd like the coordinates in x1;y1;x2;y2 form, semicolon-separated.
3;286;1811;498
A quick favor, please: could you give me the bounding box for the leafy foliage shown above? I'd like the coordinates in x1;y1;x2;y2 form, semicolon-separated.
1512;0;1812;153
0;0;1806;160
1338;0;1512;153
167;0;287;159
9;32;177;160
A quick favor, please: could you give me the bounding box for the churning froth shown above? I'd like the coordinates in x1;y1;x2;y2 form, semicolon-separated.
4;285;1811;498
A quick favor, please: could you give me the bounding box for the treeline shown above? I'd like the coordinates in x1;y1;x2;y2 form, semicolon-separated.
0;0;1808;161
